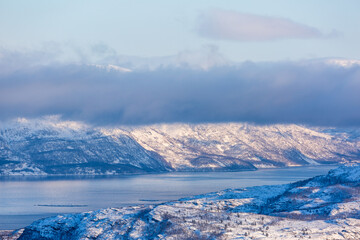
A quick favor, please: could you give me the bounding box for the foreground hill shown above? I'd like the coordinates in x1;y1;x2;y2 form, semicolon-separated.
0;116;359;175
8;165;360;239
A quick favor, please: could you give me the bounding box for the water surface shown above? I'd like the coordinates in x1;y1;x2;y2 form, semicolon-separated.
0;165;336;230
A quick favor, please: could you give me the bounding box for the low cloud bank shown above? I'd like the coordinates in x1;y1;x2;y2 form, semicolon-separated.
0;54;359;126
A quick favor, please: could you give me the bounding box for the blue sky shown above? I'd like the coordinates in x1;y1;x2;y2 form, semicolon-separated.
1;0;359;62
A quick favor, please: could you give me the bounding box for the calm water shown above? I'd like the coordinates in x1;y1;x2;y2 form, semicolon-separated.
0;165;336;230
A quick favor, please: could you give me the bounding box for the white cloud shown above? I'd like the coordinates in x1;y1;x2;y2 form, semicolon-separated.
0;45;229;74
198;9;325;41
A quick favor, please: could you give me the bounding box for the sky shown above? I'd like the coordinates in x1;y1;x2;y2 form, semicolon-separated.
0;0;359;126
1;0;360;61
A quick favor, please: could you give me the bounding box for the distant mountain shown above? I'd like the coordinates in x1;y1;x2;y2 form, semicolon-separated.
123;123;359;170
13;165;360;239
0;117;171;175
325;58;360;68
0;116;359;175
91;64;133;72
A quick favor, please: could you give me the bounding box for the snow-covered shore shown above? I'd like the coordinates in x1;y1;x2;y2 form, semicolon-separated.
5;165;360;239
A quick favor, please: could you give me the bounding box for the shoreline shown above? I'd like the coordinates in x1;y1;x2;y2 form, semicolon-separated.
0;163;339;181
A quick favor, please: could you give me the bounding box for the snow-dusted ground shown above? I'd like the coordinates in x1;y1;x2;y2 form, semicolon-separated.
7;165;360;239
1;116;359;175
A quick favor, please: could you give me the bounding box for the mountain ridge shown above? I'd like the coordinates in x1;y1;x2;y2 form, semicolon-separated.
0;117;359;175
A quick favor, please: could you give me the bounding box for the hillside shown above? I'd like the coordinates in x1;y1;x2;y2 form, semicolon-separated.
9;165;360;239
0;117;171;175
0;116;359;175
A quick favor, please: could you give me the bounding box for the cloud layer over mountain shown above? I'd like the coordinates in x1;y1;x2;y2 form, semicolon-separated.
0;49;359;126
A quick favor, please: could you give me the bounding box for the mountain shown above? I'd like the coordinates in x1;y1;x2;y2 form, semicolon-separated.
123;123;359;170
0;116;359;175
92;64;133;72
10;165;360;239
325;58;360;68
0;117;171;175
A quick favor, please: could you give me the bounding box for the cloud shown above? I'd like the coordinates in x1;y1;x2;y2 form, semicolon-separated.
0;44;229;73
0;49;359;127
198;9;327;41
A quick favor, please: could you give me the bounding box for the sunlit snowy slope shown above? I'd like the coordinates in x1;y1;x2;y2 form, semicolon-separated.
14;165;360;239
0;116;359;175
0;117;171;175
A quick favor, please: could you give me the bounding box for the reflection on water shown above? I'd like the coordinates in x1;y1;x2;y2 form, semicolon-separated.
0;165;336;230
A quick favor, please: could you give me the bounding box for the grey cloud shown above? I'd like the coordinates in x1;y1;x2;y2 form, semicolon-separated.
0;55;359;127
198;9;328;41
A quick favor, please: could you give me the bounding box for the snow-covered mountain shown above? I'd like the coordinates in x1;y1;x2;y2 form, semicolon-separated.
0;117;171;175
122;123;359;170
0;116;359;175
92;64;133;72
325;58;360;68
9;165;360;239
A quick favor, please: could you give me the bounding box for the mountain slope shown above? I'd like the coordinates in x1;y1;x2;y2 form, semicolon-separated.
0;117;171;175
122;123;359;170
0;117;359;175
15;165;360;239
